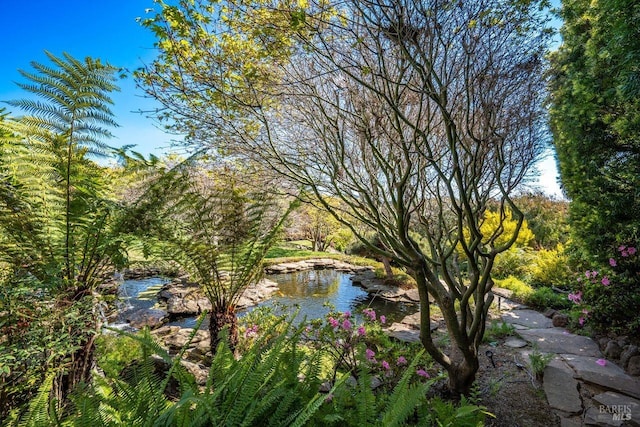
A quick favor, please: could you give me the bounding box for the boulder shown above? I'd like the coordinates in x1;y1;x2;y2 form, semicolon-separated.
125;308;168;329
628;356;640;377
621;345;639;370
604;341;623;360
552;313;569;328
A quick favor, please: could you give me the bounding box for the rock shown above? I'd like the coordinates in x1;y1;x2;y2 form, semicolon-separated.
628;356;640;377
504;337;528;349
621;346;639;370
583;406;625;427
543;358;582;414
617;336;630;348
180;360;209;385
502;309;553;329
403;288;420;302
164;328;210;350
236;278;280;309
599;337;611;350
319;381;332;393
560;417;583;427
591;391;640;427
562;354;640;399
552;313;569;328
544;308;558;319
517;328;602;357
125;308;168;329
604;341;623;360
385;323;421;343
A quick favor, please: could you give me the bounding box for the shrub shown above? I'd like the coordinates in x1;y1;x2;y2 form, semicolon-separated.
492;247;532;280
525;287;572;311
527;245;572;288
566;245;640;336
493;276;533;301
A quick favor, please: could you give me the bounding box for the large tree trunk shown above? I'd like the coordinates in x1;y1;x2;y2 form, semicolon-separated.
414;265;480;396
209;305;239;354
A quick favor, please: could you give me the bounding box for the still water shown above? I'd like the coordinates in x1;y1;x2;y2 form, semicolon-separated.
117;270;416;329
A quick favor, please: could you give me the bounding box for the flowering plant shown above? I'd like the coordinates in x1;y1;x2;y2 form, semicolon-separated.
567;244;640;334
303;307;432;386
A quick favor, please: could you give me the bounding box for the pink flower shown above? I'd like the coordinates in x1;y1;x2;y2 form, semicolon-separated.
591;270;598;278
609;258;617;267
568;291;582;304
596;359;607;367
341;319;352;330
365;348;375;360
618;245;627;252
622;250;629;257
245;324;259;338
357;326;366;336
363;308;376;321
396;356;407;366
380;315;386;324
416;369;430;378
328;317;339;328
628;247;637;255
585;270;591;278
381;360;390;370
582;308;590;316
343;310;351;318
601;276;610;286
578;317;585;326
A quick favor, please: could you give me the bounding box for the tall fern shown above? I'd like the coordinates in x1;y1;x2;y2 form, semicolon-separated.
123;156;297;352
0;52;123;414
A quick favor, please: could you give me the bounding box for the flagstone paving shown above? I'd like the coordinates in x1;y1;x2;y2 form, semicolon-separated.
500;305;640;426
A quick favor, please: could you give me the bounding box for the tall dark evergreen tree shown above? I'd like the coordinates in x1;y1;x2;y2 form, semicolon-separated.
549;0;640;262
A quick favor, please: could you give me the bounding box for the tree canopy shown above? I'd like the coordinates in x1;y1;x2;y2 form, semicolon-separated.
140;0;553;394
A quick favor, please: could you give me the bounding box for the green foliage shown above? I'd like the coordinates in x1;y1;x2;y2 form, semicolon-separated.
123;157;296;349
491;247;532;280
493;276;533;301
482;321;515;343
56;315;333;427
526;245;572;288
315;351;436;426
568;245;640;335
528;347;554;379
0;52;123;416
512;193;570;249
422;395;489;427
525;287;572;310
94;334;143;378
549;0;640;263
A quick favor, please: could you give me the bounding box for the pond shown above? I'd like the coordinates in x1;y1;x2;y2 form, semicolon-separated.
115;269;417;329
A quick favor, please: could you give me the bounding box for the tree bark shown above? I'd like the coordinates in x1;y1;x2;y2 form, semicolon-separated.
209;306;239;354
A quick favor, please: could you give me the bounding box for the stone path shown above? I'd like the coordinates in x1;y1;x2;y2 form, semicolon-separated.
500;306;640;426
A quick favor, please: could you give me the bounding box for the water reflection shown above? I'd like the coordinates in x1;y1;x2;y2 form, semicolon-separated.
168;269;417;328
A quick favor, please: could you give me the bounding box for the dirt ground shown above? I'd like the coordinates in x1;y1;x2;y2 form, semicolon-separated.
475;341;560;427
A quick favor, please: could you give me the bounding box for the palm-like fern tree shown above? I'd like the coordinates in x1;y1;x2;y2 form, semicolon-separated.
126;158;294;352
0;52;123;406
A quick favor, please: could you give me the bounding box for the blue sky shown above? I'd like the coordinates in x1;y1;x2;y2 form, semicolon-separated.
0;0;175;156
0;0;563;197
